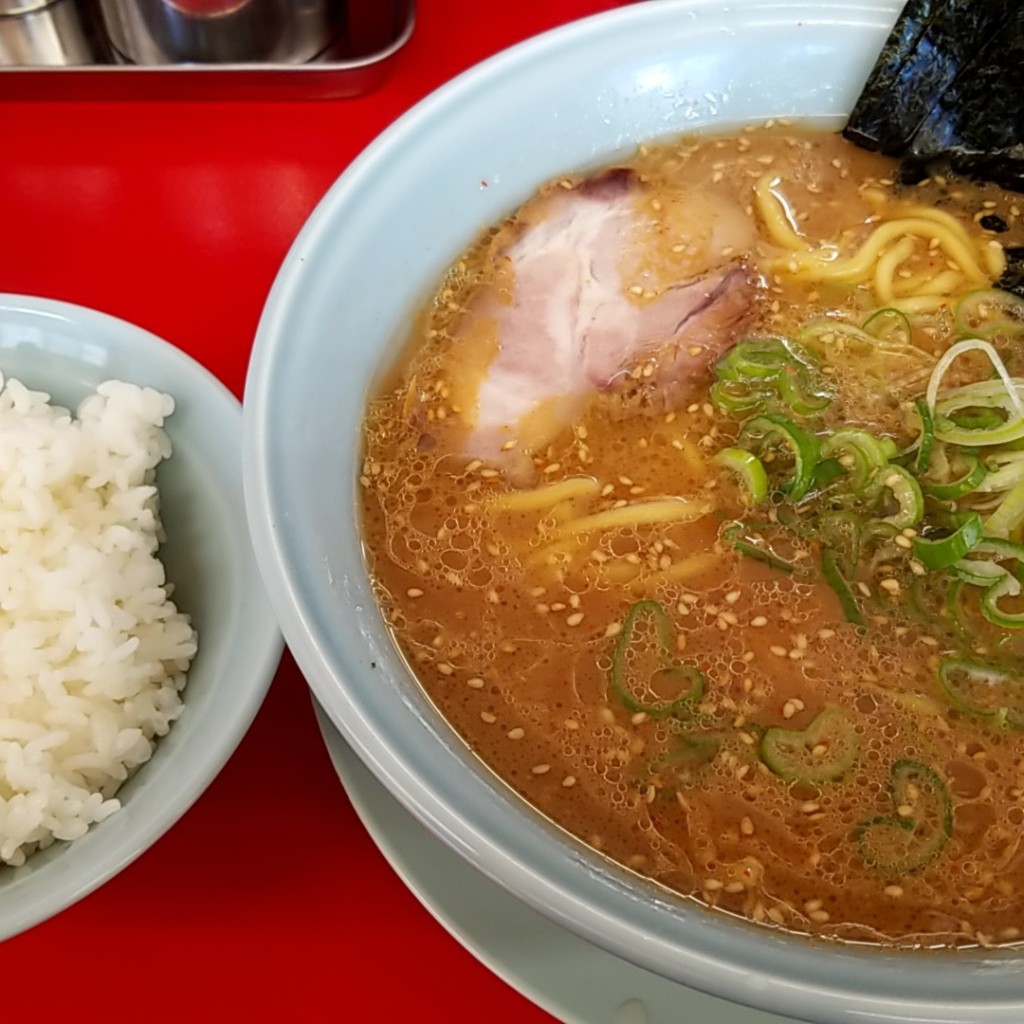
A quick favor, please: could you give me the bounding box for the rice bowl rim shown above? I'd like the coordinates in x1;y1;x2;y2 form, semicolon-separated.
0;293;283;941
244;3;1024;1021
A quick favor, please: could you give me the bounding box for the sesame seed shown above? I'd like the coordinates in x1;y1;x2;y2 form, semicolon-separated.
508;727;525;740
801;801;820;815
703;878;723;891
879;578;901;594
531;764;551;775
565;611;584;627
631;712;648;726
804;899;823;913
605;622;622;638
438;663;455;676
884;885;904;898
480;711;496;723
770;645;787;657
725;590;741;604
809;910;830;924
740;816;754;835
466;677;485;689
407;588;424;598
894;535;912;549
562;775;577;787
751;616;768;627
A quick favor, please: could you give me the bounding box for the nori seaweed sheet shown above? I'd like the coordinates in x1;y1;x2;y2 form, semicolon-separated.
900;4;1024;193
999;247;1024;298
843;0;1015;155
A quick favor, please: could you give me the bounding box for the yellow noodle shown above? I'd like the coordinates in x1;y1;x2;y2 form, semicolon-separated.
894;294;956;314
916;269;964;297
669;434;708;479
641;550;722;588
780;219;989;285
489;476;600;512
753;174;810;251
983;240;1007;279
554;498;711;537
872;236;916;305
594;559;643;584
525;536;588;567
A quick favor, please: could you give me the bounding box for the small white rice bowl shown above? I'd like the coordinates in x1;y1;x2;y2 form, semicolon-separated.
0;374;196;866
0;295;281;939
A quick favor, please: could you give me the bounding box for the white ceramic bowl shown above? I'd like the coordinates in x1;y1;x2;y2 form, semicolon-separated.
244;4;1024;1021
0;294;282;940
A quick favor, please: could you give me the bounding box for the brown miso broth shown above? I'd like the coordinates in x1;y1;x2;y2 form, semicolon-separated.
359;125;1024;947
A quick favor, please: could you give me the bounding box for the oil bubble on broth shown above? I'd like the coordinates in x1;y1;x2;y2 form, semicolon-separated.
359;125;1024;949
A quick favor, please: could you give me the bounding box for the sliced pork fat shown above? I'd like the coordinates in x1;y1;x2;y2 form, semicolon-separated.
442;169;759;471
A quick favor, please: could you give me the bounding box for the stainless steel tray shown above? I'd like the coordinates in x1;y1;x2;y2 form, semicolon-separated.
0;0;414;99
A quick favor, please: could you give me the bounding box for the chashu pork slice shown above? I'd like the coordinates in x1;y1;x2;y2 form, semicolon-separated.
443;168;759;475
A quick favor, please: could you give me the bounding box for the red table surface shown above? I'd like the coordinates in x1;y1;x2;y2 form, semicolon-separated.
0;1;624;1019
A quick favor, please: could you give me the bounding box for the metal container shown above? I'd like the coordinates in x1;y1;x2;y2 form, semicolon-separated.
0;0;95;65
0;0;413;97
98;0;341;64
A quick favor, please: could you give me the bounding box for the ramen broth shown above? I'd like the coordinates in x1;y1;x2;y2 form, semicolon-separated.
359;126;1024;947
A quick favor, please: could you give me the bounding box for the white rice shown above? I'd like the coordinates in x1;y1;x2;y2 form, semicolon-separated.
0;373;196;866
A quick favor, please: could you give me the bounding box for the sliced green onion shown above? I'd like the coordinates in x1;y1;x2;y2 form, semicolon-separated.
947;407;1005;431
818;510;862;576
928;343;1024;446
716;337;794;381
864;307;912;347
761;708;859;783
820;429;892;492
732;538;802;574
984;479;1024;540
981;573;1024;629
954;289;1024;339
938;658;1024;727
912;399;934;476
911;512;983;571
873;465;924;529
713;338;831;417
710;380;770;413
855;760;951;872
738;413;820;502
776;366;832;415
713;447;769;507
977;451;1024;493
821;548;865;627
920;451;987;500
812;457;846;489
610;601;704;717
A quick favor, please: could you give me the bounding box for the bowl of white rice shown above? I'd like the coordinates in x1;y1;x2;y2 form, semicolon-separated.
0;293;282;940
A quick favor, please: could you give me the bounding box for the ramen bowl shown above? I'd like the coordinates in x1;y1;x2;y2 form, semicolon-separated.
243;3;1024;1021
0;295;282;941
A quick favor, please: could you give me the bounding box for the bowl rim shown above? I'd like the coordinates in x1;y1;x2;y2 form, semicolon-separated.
244;3;1024;1021
0;292;283;940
